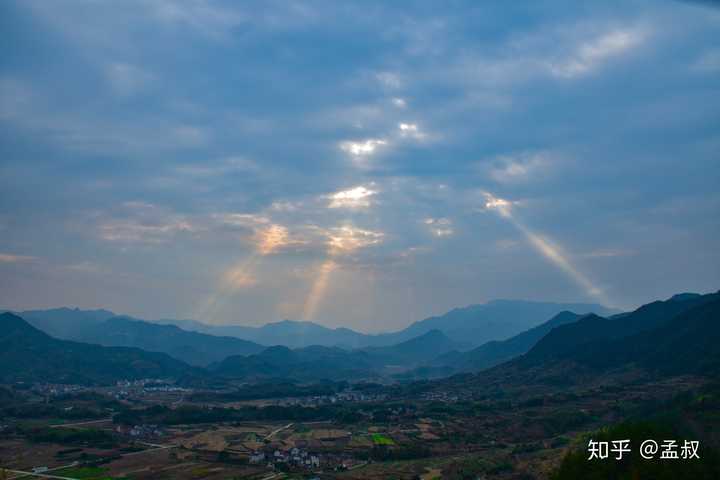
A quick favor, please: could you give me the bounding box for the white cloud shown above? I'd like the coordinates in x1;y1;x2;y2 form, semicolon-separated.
423;217;454;237
482;192;515;218
340;139;388;169
327;186;378;209
549;28;646;78
326;225;384;255
398;122;425;140
391;97;407;108
340;138;387;156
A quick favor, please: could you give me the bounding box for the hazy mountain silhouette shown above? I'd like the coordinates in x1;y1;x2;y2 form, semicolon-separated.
75;316;266;366
212;329;463;381
163;299;615;348
18;299;615;351
212;345;377;382
524;291;719;362
9;307;116;339
0;312;193;384
361;329;463;364
428;311;583;373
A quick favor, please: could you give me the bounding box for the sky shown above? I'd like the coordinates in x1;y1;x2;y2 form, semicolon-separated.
0;0;718;333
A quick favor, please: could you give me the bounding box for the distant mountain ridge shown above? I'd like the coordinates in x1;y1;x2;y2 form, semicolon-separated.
0;312;193;384
11;299;615;350
523;291;720;364
165;318;372;349
422;311;583;376
10;307;116;339
76;316;266;366
212;329;464;381
159;299;616;348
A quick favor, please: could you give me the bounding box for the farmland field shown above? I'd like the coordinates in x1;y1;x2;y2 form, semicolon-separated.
371;433;395;445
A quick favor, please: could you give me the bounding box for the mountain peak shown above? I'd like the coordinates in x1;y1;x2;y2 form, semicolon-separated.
668;292;701;302
1;312;49;339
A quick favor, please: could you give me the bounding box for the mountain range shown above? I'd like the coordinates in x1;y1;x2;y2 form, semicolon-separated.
404;310;583;379
9;299;614;351
1;291;716;386
212;329;464;382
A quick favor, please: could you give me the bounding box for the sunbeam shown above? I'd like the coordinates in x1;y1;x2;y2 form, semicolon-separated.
483;192;612;306
195;253;261;323
301;259;337;321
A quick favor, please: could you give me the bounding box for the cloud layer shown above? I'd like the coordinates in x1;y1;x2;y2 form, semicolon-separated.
1;0;718;331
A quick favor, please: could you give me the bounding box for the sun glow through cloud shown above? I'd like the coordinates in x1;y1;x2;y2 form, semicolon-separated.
327;186;377;209
299;225;384;320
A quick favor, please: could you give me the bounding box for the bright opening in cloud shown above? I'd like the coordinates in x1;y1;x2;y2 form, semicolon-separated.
327;185;378;209
340;139;387;156
424;218;454;237
327;226;384;255
255;224;292;255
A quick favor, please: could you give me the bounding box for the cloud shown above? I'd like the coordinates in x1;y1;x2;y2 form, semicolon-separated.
423;218;454;237
96;202;195;244
327;185;378;209
487;151;555;184
215;212;268;225
549;28;646;78
398;122;425;140
0;254;36;263
340;139;387;156
340;139;389;169
98;219;194;244
269;201;301;212
105;62;155;97
376;72;402;89
482;192;516;217
326;226;384;255
254;224;295;255
392;97;407;108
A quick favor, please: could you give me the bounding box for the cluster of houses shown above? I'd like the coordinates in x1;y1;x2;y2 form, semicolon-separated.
249;447;321;470
283;391;388;407
420;391;459;403
115;423;164;439
32;383;86;397
112;379;189;400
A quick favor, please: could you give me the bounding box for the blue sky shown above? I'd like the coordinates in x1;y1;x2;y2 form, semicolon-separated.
1;0;718;332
